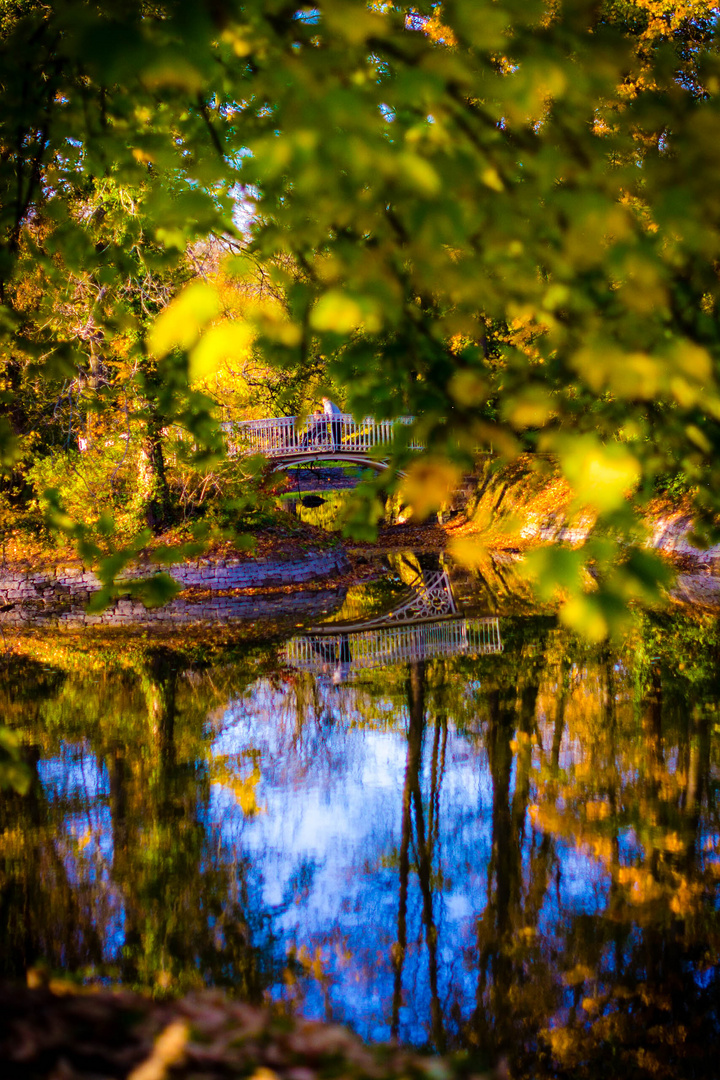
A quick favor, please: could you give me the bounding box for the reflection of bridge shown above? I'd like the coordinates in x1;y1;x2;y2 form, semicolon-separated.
281;567;502;678
330;569;460;628
223;414;421;470
282;618;503;678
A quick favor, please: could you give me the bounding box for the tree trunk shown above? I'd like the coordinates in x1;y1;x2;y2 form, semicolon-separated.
139;413;172;533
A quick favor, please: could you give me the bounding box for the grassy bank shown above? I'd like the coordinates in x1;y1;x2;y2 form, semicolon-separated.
444;456;707;565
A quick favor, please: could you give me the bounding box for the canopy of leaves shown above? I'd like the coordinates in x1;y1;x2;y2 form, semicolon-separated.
0;0;719;631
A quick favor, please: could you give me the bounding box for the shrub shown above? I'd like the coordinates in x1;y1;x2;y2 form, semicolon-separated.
28;438;147;544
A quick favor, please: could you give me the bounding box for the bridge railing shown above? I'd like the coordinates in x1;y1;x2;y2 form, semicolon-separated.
223;414;421;458
282;617;503;678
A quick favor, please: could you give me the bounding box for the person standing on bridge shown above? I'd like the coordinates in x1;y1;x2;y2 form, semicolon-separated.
322;397;343;451
301;407;324;448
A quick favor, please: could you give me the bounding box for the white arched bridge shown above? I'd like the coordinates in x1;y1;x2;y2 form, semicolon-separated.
223;414;421;471
281;568;503;680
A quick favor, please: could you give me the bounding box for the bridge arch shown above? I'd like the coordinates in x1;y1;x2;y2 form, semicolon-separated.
269;452;394;475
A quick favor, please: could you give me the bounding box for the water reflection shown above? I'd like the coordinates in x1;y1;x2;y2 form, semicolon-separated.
284;622;503;680
283;553;502;681
2;592;720;1077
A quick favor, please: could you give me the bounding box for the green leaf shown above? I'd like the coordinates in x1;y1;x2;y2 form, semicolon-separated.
0;727;31;795
523;546;587;602
129;572;182;609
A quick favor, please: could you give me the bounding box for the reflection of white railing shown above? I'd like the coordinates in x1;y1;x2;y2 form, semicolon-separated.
282;618;503;677
223;415;421;458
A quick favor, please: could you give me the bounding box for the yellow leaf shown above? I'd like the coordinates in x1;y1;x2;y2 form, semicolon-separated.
128;1021;189;1080
558;435;640;512
448;369;487;406
449;536;488;569
155;227;187;250
220;27;252;56
243;292;303;345
311;291;364;332
686;424;712;454
560;595;609;642
672;340;712;382
310;290;382;333
504;386;554;429
572;345;662;399
149;282;220;358
251;1069;279;1080
481;166;504;192
542;284;569;311
398;152;441;195
400;459;462;520
670;376;699;409
189;321;255;383
142;57;204;93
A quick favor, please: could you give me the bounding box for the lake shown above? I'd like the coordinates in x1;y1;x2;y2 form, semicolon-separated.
2;552;719;1078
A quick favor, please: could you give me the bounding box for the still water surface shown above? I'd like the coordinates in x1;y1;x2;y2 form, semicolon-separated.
2;556;720;1077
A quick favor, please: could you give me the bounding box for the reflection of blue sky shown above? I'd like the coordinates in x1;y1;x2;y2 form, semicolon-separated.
30;651;710;1048
30;666;620;1043
38;741;110;802
207;674;609;1044
37;748;125;962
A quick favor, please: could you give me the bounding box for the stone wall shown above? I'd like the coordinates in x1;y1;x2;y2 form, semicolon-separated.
0;548;350;628
519;510;720;565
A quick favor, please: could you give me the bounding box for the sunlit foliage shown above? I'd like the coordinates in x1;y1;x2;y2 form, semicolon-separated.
0;0;719;635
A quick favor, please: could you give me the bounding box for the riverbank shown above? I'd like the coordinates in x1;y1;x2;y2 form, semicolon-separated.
0;981;497;1080
442;457;720;569
0;467;718;629
0;512;355;628
0;549;350;630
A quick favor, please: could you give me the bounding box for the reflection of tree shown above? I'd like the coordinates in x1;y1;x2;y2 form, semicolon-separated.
4;613;720;1076
0;656;103;978
527;617;720;1077
0;644;282;997
0;742;105;980
468;643;556;1064
474;682;517;1056
102;648;278;997
392;661;446;1051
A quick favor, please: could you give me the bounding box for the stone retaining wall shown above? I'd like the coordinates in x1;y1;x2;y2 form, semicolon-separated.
0;548;350;628
53;586;346;629
519;511;720;565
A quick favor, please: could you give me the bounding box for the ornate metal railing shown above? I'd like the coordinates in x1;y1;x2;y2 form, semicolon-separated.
330;569;458;630
282;617;502;678
222;414;421;458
